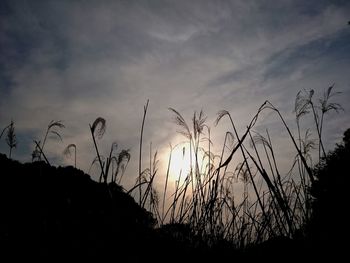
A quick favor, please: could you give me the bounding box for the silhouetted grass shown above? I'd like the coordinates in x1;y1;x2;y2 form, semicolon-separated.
1;120;17;158
0;86;345;259
63;143;77;168
157;86;343;249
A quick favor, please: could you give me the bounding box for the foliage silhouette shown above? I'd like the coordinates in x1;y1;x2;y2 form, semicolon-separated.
308;128;350;256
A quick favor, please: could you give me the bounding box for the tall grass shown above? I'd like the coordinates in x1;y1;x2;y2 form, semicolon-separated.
63;143;77;168
1;120;17;158
1;86;341;249
31;120;65;163
89;117;131;185
138;100;149;205
152;86;343;248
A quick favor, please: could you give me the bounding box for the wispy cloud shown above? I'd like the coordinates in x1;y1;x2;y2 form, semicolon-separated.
1;0;349;189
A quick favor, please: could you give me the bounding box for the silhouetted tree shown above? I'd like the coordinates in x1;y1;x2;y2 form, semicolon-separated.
309;128;350;252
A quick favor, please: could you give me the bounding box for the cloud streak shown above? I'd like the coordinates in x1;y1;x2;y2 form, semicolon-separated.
1;0;349;191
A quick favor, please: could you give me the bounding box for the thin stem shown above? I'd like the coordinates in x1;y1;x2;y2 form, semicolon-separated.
34;140;50;165
89;124;105;181
162;145;172;224
139;99;149;205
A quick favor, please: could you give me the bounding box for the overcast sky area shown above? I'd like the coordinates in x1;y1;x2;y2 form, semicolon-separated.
1;0;349;194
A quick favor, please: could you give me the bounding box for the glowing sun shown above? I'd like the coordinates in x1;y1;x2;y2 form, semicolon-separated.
167;143;209;183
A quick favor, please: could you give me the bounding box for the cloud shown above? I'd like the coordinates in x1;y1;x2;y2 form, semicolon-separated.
1;0;349;192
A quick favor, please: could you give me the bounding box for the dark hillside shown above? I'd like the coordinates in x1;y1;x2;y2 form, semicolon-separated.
0;154;155;260
0;154;300;261
1;125;349;262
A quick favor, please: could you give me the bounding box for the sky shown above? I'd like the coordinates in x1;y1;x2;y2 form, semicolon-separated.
1;0;349;195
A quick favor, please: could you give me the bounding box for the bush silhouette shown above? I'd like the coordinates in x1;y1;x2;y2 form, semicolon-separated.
309;128;350;255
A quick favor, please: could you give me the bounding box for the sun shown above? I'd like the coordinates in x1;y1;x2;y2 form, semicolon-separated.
167;143;209;184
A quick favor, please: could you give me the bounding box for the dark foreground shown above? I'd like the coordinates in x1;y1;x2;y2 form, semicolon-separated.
0;149;348;261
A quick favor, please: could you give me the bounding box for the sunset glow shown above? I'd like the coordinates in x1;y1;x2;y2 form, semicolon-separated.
168;143;210;184
1;1;349;258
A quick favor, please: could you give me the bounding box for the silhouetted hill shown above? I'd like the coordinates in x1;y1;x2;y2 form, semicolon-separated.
1;138;348;262
0;154;156;260
0;154;302;261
